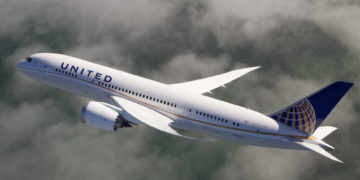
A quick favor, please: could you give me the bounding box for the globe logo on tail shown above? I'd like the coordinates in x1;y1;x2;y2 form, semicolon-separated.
272;99;316;135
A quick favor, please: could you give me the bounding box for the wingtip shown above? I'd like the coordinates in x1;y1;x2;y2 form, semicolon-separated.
234;66;261;72
236;66;261;72
246;66;261;71
254;66;261;69
332;157;344;163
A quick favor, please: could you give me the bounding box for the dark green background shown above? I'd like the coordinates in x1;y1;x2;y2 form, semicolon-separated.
1;0;359;179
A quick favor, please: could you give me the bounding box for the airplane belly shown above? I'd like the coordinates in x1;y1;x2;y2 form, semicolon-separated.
170;119;227;138
220;130;305;149
227;133;305;150
171;119;304;150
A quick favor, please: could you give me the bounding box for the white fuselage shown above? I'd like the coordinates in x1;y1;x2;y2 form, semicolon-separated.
17;53;310;149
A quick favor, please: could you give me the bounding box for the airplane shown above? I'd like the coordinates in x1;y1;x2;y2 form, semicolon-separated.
16;53;353;163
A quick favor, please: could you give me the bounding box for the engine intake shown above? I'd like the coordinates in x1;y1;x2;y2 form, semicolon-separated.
81;101;132;131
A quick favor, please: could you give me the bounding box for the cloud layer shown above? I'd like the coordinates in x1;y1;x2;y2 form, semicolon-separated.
1;0;359;179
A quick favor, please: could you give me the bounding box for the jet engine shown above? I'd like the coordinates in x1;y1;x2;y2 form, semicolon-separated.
81;101;132;131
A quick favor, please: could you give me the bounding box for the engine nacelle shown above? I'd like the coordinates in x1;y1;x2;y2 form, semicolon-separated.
81;101;132;131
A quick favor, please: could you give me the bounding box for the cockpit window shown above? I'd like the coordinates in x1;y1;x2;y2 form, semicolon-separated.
25;56;32;62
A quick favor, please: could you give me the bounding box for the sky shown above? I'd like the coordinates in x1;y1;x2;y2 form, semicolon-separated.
0;0;360;179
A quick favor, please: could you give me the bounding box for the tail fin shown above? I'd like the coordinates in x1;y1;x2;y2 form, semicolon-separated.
269;81;353;135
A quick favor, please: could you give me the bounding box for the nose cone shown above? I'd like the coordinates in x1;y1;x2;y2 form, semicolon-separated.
16;60;28;72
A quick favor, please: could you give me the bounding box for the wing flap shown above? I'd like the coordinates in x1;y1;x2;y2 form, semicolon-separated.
111;96;214;141
170;66;260;94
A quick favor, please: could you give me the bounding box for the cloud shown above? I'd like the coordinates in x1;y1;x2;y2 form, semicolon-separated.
203;0;360;55
0;0;176;39
64;40;134;70
149;53;230;83
212;146;316;180
0;0;360;180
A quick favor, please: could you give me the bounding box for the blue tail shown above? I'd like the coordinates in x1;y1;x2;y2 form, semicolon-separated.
269;81;353;135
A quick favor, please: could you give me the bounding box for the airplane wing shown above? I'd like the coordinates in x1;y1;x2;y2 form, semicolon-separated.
294;140;343;163
110;96;214;141
169;66;260;94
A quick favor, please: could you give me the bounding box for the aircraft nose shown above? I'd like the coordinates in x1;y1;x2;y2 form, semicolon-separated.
16;60;28;71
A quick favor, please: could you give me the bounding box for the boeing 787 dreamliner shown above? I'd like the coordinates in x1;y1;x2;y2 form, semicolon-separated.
17;53;353;163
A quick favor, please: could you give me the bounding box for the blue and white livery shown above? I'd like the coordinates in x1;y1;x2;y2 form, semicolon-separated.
16;53;353;163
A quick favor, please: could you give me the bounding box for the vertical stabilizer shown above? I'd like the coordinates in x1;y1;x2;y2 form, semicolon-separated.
269;81;353;135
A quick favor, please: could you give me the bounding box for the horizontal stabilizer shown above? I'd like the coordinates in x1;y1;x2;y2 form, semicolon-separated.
312;126;338;140
111;96;214;142
295;140;343;163
170;66;260;94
